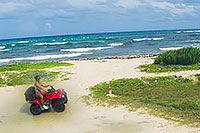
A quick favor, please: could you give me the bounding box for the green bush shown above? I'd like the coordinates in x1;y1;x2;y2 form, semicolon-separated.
154;47;200;65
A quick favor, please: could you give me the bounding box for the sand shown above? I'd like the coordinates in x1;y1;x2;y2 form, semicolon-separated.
0;58;200;133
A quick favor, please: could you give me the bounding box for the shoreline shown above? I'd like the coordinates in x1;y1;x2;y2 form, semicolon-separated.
0;54;158;66
69;54;158;61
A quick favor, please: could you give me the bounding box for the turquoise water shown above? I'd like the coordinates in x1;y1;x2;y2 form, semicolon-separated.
0;29;200;65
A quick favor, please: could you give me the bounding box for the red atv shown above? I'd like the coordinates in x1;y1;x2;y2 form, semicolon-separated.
24;86;68;115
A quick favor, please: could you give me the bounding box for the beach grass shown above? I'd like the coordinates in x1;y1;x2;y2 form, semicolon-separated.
1;70;59;86
138;63;200;73
0;62;73;72
83;76;200;126
0;62;73;87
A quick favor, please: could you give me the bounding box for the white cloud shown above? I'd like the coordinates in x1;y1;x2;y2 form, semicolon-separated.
36;9;75;19
67;0;107;8
114;0;145;8
45;23;52;29
0;2;28;18
0;0;197;20
149;1;195;15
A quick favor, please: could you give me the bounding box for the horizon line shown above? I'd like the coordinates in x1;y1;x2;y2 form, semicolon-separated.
0;28;199;41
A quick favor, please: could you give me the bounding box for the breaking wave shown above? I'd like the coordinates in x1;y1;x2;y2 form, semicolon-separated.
0;53;91;63
185;40;200;43
35;42;68;45
18;41;29;44
0;49;10;52
61;47;111;52
133;37;164;42
0;46;5;49
183;30;200;33
159;47;183;51
107;43;123;46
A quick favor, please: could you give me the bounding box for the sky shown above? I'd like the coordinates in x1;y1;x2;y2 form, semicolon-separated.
0;0;200;39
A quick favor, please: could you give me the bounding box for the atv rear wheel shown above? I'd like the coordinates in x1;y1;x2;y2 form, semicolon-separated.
30;103;42;115
53;101;65;112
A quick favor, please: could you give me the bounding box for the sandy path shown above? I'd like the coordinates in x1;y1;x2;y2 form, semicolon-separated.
0;58;200;133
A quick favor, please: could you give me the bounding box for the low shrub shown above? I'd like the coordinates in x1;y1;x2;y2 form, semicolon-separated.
154;47;200;65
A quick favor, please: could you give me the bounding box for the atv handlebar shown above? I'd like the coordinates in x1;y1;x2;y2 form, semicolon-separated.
46;86;55;93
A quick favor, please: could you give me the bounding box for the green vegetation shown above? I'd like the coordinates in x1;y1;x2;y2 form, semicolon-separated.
0;62;73;87
138;63;200;73
83;76;200;126
139;47;200;73
155;47;200;65
195;74;200;85
0;62;72;72
1;70;59;86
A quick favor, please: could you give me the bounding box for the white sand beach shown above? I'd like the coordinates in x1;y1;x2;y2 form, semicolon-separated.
0;58;200;133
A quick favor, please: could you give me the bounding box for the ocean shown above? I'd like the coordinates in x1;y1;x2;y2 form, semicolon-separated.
0;29;200;65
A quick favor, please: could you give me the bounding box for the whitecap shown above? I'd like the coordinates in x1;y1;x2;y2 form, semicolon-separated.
98;41;105;43
107;43;123;46
35;42;68;45
0;49;10;52
18;41;29;44
183;30;200;33
52;40;55;42
186;40;200;43
159;47;183;51
0;46;5;49
152;37;164;40
11;44;15;47
63;39;66;41
0;53;92;63
133;37;164;42
61;47;111;52
105;37;114;39
176;31;181;33
133;38;146;41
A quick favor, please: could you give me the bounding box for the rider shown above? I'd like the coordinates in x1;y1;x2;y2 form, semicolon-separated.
34;75;51;109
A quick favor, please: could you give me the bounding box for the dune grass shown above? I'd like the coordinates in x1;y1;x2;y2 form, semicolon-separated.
83;76;200;126
138;63;200;73
0;62;73;87
2;70;59;86
0;62;73;72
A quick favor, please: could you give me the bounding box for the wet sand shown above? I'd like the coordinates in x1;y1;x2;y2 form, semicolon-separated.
1;58;200;133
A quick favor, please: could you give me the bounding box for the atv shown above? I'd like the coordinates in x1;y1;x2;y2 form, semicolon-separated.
24;86;68;115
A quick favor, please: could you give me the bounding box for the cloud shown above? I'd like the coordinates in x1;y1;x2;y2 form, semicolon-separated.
149;1;195;15
0;0;198;20
114;0;145;8
67;0;107;8
0;2;28;18
35;9;75;19
45;23;52;29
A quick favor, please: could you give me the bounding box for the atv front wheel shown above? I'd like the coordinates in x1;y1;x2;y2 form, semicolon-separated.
53;101;65;112
30;103;42;115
